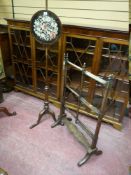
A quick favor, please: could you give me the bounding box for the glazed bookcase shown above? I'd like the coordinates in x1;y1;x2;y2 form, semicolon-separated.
62;26;129;130
7;19;62;105
6;19;129;130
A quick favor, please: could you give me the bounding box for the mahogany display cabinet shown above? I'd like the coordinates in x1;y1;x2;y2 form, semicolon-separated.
6;19;129;130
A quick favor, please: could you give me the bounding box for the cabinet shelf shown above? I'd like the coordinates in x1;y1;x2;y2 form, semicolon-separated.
13;42;31;48
94;88;128;103
13;59;32;64
102;54;128;61
66;47;95;55
36;63;58;72
36;46;58;53
36;77;57;86
98;72;129;82
16;83;33;90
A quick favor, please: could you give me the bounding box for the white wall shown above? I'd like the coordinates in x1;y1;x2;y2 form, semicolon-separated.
0;0;129;31
129;0;131;24
0;0;13;24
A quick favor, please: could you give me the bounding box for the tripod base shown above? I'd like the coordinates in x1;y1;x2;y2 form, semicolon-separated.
0;107;16;116
30;101;56;129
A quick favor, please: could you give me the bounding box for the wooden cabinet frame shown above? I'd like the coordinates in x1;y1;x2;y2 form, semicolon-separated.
6;19;129;130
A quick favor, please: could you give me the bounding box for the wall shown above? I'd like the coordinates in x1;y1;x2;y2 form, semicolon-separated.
129;0;131;24
0;0;13;24
0;0;129;31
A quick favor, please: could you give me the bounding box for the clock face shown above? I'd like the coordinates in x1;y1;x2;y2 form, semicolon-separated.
31;10;62;45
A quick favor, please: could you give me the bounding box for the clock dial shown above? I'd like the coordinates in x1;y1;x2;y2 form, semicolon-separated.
31;10;62;44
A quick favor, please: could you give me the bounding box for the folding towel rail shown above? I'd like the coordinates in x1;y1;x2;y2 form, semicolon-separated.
52;53;113;166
